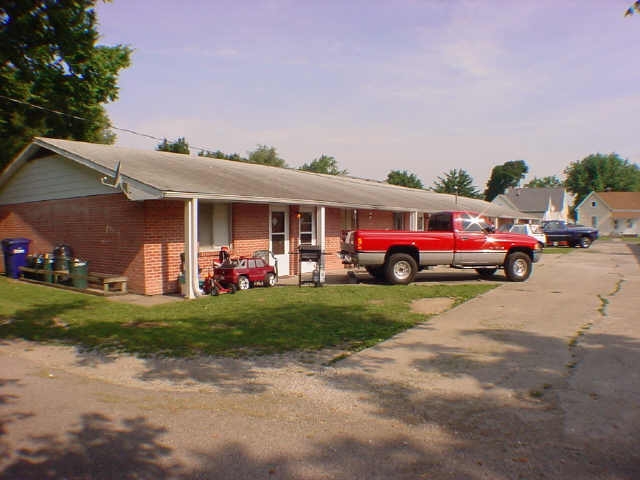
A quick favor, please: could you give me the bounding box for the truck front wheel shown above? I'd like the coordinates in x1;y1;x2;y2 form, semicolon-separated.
579;236;592;248
385;253;417;285
504;252;532;282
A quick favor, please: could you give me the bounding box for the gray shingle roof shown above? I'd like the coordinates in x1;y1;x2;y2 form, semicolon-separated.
500;187;566;213
3;137;533;218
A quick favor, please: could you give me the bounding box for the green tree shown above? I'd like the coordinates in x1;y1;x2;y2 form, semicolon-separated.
299;155;347;175
431;168;481;198
198;149;244;161
386;170;423;189
247;145;287;167
0;0;132;170
564;153;640;205
524;175;563;188
156;137;190;154
483;160;529;201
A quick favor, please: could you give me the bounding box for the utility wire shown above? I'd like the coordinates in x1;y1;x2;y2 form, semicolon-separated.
0;94;222;153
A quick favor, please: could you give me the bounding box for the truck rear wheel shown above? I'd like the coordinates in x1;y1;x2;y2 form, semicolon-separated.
385;253;417;285
504;252;532;282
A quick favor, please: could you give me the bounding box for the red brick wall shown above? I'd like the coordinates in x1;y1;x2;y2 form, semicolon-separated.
357;209;394;229
142;200;184;295
0;194;147;293
2;196;412;294
232;203;270;257
324;208;345;270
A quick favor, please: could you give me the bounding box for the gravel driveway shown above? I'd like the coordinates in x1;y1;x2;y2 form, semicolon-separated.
1;241;639;479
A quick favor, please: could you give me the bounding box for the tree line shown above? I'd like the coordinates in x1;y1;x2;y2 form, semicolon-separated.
157;137;640;206
2;1;639;208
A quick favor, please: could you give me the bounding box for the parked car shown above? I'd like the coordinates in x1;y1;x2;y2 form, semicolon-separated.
541;220;598;248
498;223;547;247
213;256;278;290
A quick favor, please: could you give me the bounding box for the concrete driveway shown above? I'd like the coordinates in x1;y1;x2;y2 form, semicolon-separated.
1;241;639;479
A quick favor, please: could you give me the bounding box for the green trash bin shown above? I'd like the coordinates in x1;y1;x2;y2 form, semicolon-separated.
70;259;88;289
36;254;54;283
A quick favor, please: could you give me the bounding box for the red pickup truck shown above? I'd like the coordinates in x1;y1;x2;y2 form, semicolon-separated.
341;211;542;284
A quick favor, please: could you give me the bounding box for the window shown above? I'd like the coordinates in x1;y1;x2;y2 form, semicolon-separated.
462;217;483;232
198;202;231;249
614;219;620;231
299;211;314;244
629;219;635;229
428;213;452;231
591;201;597;207
270;211;285;255
393;213;404;230
417;214;425;231
591;216;598;228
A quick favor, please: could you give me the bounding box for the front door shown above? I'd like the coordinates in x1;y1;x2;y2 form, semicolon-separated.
298;210;316;273
270;207;289;276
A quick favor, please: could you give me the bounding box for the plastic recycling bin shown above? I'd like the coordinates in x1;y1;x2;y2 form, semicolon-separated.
69;259;89;289
2;238;31;279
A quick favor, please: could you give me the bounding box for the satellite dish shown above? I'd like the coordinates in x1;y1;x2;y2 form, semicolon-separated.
101;161;122;189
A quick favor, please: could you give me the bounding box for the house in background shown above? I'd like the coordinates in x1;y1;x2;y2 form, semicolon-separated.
492;187;573;222
1;138;529;297
575;191;640;236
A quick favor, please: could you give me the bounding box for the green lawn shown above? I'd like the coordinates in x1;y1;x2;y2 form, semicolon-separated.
543;246;575;254
0;277;495;358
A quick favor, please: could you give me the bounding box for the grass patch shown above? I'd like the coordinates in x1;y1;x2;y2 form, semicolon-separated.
599;235;640;244
0;277;496;358
543;246;575;254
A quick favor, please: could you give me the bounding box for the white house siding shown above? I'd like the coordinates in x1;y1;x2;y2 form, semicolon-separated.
0;154;114;205
576;194;612;233
611;215;640;236
576;193;640;236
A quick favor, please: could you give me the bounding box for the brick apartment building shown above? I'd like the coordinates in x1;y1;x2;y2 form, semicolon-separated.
0;138;525;297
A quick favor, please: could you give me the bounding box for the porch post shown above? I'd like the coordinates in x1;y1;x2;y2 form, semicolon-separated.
316;206;326;281
409;211;418;231
183;198;199;299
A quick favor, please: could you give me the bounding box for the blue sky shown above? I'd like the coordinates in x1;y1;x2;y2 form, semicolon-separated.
95;0;640;190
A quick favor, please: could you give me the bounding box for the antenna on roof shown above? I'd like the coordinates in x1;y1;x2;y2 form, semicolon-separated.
101;161;123;189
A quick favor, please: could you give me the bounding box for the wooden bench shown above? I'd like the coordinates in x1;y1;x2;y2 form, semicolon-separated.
87;272;128;294
18;267;127;295
19;266;69;283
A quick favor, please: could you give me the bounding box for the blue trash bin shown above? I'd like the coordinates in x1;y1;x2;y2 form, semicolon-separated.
2;238;31;279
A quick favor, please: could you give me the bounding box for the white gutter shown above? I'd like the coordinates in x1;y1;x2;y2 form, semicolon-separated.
162;191;448;212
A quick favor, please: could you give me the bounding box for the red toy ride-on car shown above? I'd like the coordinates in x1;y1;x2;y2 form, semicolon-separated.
214;256;277;291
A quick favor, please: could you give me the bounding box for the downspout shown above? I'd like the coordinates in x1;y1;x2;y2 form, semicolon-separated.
184;198;200;299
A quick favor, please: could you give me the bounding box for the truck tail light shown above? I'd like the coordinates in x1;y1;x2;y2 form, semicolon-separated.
356;235;363;250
